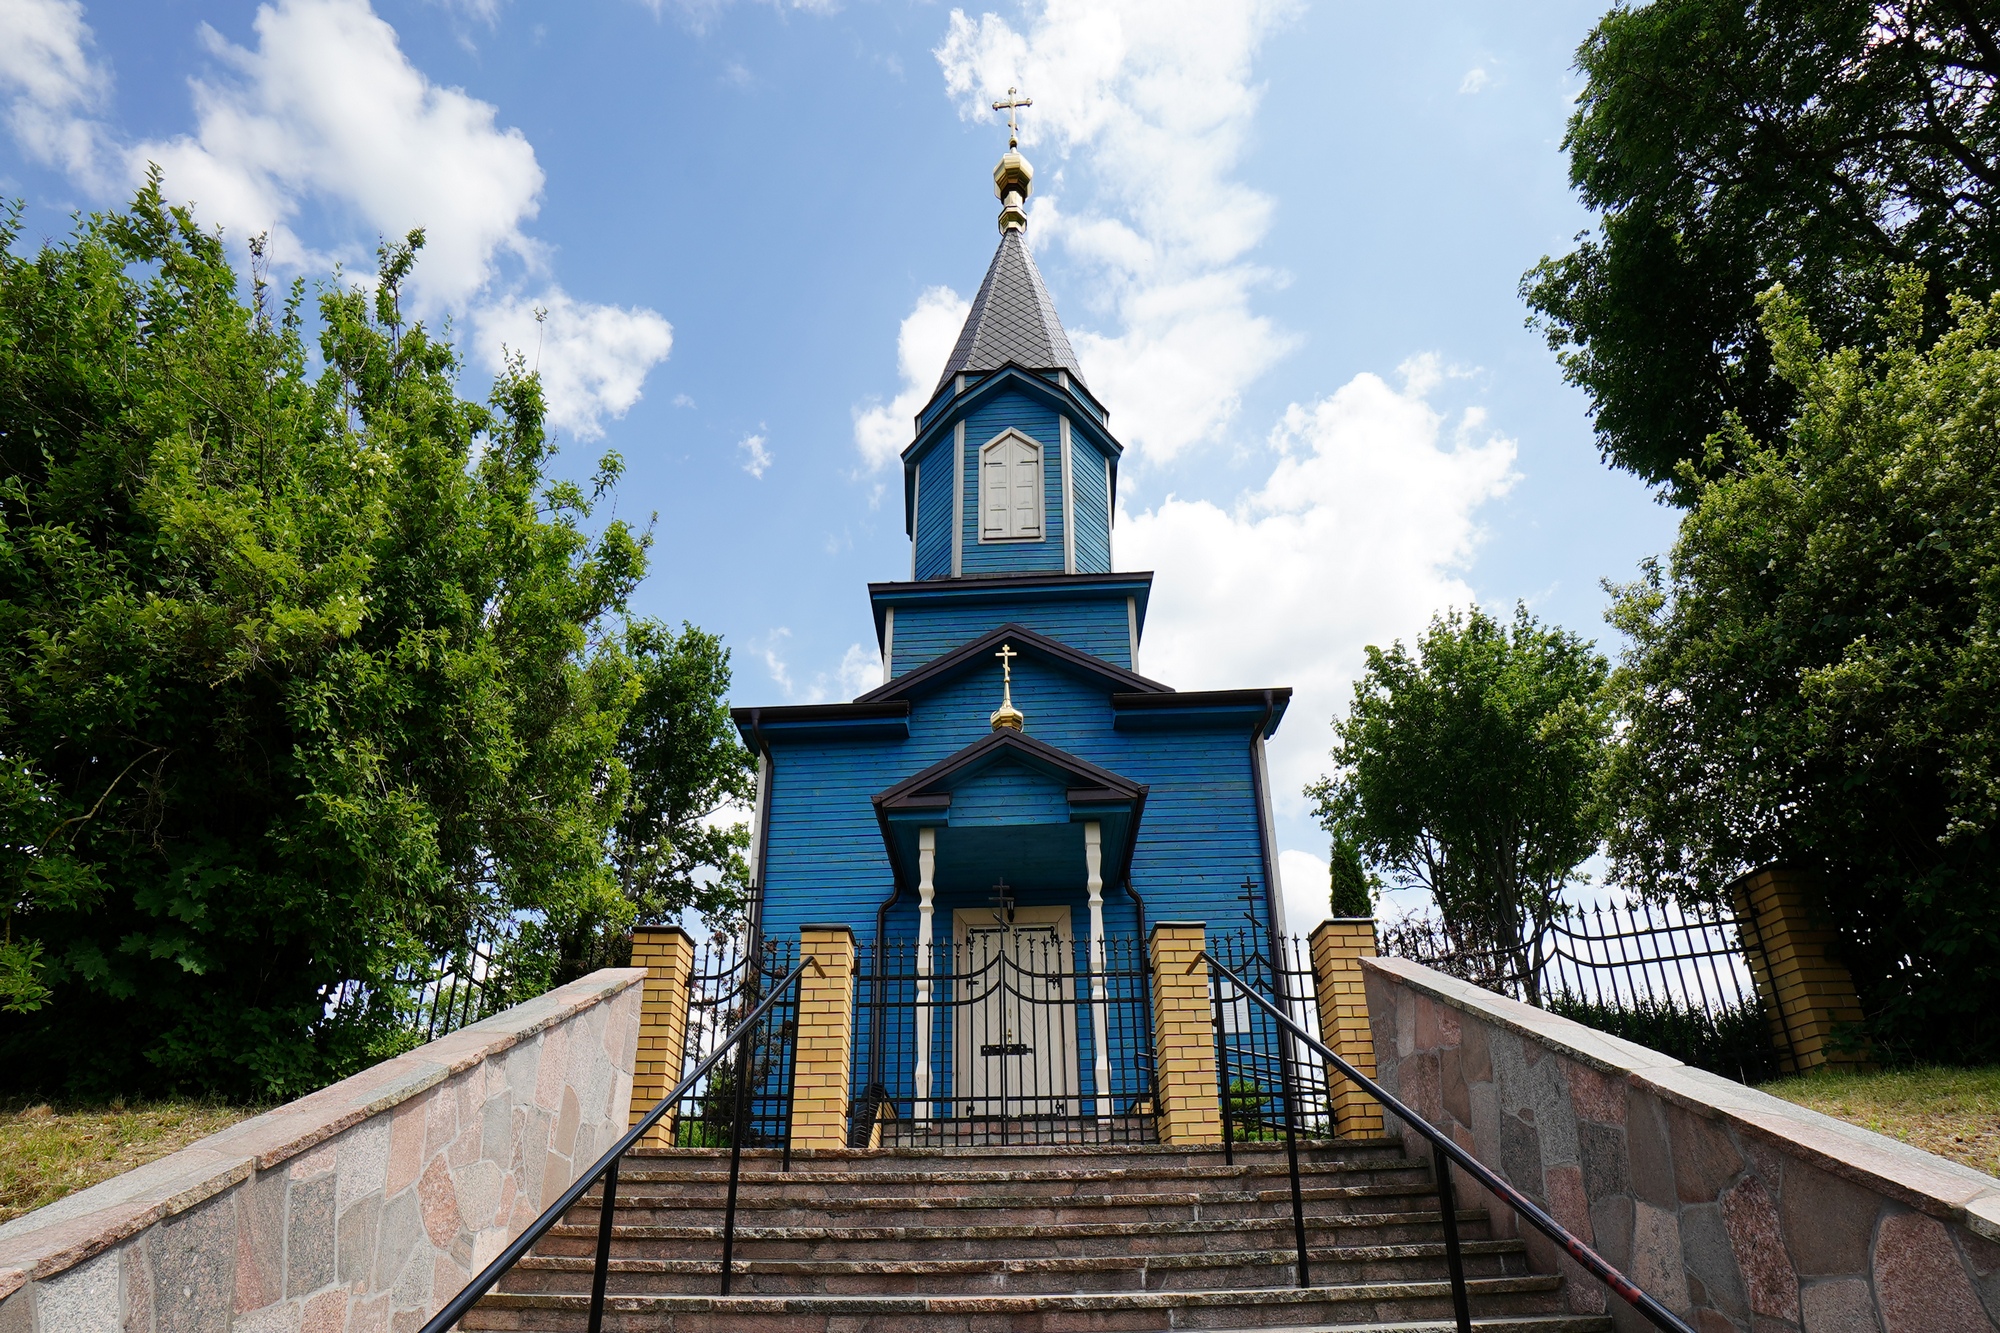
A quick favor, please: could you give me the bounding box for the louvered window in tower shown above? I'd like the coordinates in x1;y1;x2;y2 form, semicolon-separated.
979;432;1043;541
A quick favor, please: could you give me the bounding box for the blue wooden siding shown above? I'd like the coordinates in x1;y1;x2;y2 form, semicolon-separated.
1070;438;1111;575
949;763;1070;826
758;655;1274;950
888;597;1134;676
909;387;1119;582
959;391;1066;577
913;439;954;580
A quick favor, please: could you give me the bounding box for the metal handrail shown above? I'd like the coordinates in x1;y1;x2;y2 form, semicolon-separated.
1200;952;1696;1333
419;958;812;1333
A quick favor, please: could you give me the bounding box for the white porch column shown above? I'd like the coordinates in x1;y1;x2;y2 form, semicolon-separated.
1084;821;1111;1119
914;827;937;1121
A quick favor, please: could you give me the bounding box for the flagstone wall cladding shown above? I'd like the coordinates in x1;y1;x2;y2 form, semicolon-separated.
0;967;644;1333
1363;955;2000;1333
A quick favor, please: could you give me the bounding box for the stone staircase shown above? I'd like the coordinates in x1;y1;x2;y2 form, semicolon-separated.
459;1140;1614;1332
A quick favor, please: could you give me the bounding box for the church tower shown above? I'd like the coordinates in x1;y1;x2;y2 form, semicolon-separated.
732;101;1293;1141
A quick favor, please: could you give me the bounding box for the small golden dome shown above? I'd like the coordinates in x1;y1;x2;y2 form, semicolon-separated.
994;148;1033;233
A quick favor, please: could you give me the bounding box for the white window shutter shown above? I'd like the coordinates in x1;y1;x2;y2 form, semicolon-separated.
983;449;1009;537
1013;441;1040;536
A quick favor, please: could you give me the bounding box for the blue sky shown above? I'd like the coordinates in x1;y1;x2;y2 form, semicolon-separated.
0;0;1679;926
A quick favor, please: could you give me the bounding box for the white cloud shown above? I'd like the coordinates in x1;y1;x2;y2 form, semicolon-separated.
1459;66;1490;94
739;431;772;478
1120;356;1519;816
757;631;880;704
471;289;672;440
131;0;542;305
934;0;1301;465
0;0;112;180
852;285;969;470
1;0;676;437
1277;848;1329;935
838;643;881;698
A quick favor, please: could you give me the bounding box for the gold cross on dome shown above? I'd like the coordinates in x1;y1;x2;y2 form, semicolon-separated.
995;642;1018;685
992;87;1033;147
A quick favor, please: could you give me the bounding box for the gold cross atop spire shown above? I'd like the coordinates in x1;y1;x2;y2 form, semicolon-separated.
993;87;1033;149
990;642;1025;732
990;89;1035;234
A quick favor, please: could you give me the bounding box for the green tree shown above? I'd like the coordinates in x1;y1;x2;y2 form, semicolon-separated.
607;619;756;928
1309;607;1612;998
0;182;655;1098
1604;271;2000;1060
1327;831;1375;919
1523;0;2000;496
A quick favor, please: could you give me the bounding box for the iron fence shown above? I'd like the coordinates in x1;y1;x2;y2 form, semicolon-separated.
669;934;802;1155
1207;930;1336;1144
326;917;515;1044
1378;898;1788;1079
850;929;1155;1146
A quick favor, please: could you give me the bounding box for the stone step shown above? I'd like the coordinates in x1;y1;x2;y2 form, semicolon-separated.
626;1140;1407;1175
571;1183;1444;1231
497;1239;1530;1297
608;1159;1432;1194
533;1208;1496;1261
459;1274;1576;1331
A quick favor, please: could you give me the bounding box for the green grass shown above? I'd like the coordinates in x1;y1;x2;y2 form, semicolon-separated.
1758;1066;2000;1180
0;1100;260;1224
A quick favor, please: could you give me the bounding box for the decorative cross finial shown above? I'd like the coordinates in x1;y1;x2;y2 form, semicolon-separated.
990;642;1025;732
989;877;1015;925
993;87;1032;149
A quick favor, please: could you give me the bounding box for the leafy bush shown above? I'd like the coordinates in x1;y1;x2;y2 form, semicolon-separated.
1542;993;1780;1083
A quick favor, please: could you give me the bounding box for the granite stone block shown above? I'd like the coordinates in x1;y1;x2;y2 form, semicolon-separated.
1499;1111;1546;1204
298;1289;344;1333
334;1120;389;1217
1581;1120;1632;1201
1631;1201;1691;1315
414;1158;460;1251
334;1193;379;1289
151;1194;236;1333
1627;1093;1677;1209
1592;1193;1636;1269
1682;1202;1749;1320
1781;1164;1880;1276
369;1192;422;1297
283;1174;334;1298
234;1167;286;1312
1669;1106;1744;1205
119;1242;151;1333
1799;1278;1878;1333
1721;1174;1797;1321
1441;1045;1471;1127
1873;1210;1987;1333
34;1249;118;1333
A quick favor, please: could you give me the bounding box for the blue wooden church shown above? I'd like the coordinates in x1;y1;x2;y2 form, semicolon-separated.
732;116;1293;1135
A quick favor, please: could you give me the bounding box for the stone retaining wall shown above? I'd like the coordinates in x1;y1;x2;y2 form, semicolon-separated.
1363;954;2000;1333
0;966;645;1333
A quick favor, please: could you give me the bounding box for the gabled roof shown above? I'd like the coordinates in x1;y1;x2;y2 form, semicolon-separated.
854;622;1169;704
936;229;1084;391
872;728;1149;893
874;728;1145;814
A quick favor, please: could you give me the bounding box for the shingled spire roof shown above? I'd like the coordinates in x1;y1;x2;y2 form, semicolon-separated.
935;228;1086;392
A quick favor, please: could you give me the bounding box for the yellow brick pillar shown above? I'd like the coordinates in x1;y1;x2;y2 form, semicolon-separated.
1733;866;1871;1073
628;925;697;1147
1148;922;1222;1146
790;925;859;1155
1309;918;1384;1139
